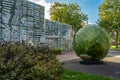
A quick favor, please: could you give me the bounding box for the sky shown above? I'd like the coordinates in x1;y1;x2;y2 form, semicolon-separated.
28;0;104;24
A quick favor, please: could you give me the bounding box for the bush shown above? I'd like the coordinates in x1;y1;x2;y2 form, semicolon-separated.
37;44;50;54
33;45;61;55
49;48;61;55
73;25;110;61
0;43;63;80
80;54;92;61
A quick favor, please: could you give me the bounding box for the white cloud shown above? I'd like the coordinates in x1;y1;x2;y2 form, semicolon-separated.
88;22;93;24
28;0;52;19
83;21;94;25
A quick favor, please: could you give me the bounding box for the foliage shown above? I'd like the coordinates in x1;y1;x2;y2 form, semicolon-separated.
37;44;50;54
79;54;92;61
36;44;61;55
49;48;61;55
50;2;88;33
62;69;117;80
0;43;63;80
98;0;120;48
98;0;120;31
73;25;110;61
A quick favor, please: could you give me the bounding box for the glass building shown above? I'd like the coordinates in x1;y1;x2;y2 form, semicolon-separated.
45;19;72;50
0;0;72;50
0;0;45;46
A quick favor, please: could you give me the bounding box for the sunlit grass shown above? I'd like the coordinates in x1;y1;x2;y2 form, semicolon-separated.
111;45;120;50
62;69;117;80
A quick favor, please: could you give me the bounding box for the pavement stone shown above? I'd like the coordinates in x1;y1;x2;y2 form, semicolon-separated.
56;50;120;80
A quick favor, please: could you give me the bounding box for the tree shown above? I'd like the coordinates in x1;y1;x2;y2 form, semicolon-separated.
50;2;88;33
98;0;120;48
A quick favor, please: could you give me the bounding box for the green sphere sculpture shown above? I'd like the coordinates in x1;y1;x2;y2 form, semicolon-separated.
73;25;110;61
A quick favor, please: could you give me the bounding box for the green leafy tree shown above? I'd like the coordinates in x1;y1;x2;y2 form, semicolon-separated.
98;0;120;48
50;2;88;33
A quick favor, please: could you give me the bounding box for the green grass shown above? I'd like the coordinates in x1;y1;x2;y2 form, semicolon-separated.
111;45;120;50
62;69;117;80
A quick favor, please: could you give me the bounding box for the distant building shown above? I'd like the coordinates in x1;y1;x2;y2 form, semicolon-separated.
45;19;72;50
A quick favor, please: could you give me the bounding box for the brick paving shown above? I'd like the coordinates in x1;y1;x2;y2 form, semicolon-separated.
56;50;120;80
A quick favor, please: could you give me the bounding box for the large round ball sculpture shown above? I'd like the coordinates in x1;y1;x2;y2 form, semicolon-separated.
73;25;110;61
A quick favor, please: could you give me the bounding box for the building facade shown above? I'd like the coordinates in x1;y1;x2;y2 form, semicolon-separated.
45;19;72;50
0;0;72;50
0;0;45;46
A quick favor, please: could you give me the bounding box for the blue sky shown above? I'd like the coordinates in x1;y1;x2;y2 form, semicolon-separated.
45;0;104;24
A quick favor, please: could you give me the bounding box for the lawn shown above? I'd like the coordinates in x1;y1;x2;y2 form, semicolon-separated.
62;69;117;80
111;45;120;50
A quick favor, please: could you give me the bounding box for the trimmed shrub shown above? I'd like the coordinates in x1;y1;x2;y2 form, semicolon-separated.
80;54;92;61
0;43;63;80
49;48;61;55
73;25;110;61
37;44;50;54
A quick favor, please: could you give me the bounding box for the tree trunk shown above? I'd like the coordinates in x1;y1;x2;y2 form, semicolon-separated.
115;30;119;48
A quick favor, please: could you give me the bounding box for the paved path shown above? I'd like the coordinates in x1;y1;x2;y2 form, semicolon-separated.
108;50;120;58
57;50;120;80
